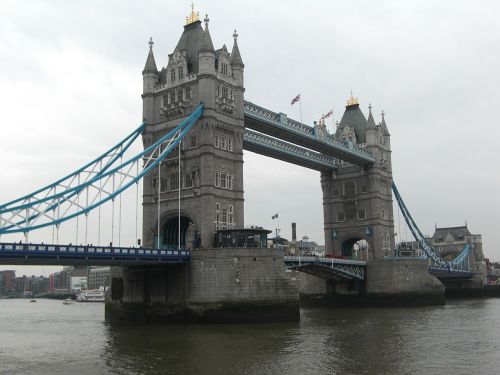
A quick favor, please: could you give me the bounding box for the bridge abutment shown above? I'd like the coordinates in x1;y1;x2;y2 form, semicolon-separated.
298;259;445;306
105;248;299;323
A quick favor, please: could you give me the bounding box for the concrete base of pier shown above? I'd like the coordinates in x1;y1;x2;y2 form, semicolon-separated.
299;258;445;306
105;248;299;324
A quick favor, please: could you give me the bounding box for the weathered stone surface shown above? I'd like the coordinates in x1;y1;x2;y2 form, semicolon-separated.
106;248;299;323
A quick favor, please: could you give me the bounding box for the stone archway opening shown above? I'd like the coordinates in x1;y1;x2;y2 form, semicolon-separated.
162;215;193;249
341;237;369;260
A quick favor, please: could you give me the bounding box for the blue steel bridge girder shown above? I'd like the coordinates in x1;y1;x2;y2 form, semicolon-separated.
243;101;375;166
0;105;204;235
284;256;366;281
243;129;337;171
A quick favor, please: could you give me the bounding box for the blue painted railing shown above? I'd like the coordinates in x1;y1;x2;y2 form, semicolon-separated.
0;242;190;264
244;101;374;164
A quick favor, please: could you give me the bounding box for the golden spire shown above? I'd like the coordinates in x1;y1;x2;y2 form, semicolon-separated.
186;3;200;25
346;90;359;106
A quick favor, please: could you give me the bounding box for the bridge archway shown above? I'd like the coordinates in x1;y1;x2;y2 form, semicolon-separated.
341;237;369;259
161;214;195;249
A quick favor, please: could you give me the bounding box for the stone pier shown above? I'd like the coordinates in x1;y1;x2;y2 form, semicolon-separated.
105;248;299;323
298;258;445;306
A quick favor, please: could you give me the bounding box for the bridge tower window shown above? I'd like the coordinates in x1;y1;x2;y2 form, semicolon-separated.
169;172;179;190
190;134;197;148
337;212;345;222
183;173;193;188
170;69;176;82
178;66;184;80
227;138;233;151
344;182;356;198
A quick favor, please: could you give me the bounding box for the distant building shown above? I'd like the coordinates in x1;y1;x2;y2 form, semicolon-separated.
296;235;325;256
87;267;110;290
70;276;87;291
12;275;49;296
432;225;484;262
0;270;16;295
395;225;484;266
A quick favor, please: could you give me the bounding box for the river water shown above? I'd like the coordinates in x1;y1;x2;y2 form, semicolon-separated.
1;298;499;375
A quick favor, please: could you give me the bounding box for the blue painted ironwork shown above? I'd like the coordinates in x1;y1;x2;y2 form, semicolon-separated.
0;104;204;234
284;255;366;280
243;129;337;171
0;242;190;266
392;182;472;272
243;101;374;164
0;122;145;211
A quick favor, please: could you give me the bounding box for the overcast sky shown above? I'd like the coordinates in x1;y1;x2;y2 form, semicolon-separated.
1;0;499;276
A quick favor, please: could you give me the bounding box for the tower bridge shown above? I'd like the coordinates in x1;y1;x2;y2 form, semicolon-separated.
0;6;487;322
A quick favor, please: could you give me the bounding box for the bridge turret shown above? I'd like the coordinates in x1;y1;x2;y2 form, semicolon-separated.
198;15;217;110
142;38;159;124
230;30;245;120
365;104;377;145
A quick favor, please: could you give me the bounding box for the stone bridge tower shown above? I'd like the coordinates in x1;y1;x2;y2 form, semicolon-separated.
141;9;245;249
321;96;395;260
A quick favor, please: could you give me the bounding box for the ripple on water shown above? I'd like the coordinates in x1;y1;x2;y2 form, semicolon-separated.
2;298;500;374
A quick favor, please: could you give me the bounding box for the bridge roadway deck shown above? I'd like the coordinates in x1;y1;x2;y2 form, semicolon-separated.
243;129;336;171
0;242;190;266
244;101;374;166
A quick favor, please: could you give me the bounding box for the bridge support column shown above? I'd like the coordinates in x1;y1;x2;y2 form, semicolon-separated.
364;259;444;305
298;259;445;306
105;248;299;323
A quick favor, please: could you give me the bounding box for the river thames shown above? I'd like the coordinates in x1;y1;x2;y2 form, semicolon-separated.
1;298;499;375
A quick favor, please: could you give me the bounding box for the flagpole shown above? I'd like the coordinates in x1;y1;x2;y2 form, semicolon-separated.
299;93;303;124
277;214;280;239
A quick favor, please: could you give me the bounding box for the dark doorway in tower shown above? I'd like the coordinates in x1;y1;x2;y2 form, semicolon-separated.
162;216;192;249
341;238;369;259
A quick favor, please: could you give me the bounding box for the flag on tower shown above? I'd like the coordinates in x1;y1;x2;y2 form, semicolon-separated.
323;109;333;119
272;213;279;219
291;94;300;106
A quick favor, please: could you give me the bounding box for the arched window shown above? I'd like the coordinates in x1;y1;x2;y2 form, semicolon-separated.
344;182;356;198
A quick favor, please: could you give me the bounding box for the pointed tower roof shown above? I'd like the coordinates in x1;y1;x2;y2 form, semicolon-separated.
175;5;204;73
142;37;158;75
380;110;390;135
367;103;376;129
200;14;215;53
338;94;368;143
230;30;244;68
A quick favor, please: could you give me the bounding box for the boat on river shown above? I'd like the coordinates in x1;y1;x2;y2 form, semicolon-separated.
76;289;105;302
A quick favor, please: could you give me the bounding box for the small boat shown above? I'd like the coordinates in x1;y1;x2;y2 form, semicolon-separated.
30;299;37;303
62;298;74;305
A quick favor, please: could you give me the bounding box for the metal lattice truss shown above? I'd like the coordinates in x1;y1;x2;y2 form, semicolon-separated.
243;129;337;171
284;256;366;280
243;101;374;164
392;182;472;271
0;104;204;235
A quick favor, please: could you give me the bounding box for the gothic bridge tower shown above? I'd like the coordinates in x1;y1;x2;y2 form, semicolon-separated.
141;8;245;249
321;96;394;260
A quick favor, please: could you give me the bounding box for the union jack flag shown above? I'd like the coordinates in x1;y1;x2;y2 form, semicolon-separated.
323;109;333;118
291;94;300;106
